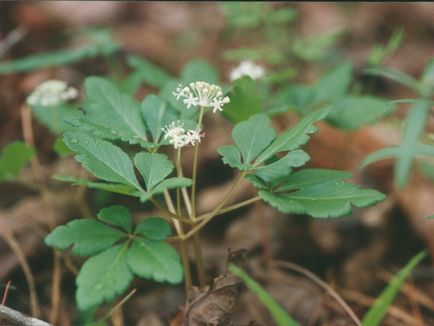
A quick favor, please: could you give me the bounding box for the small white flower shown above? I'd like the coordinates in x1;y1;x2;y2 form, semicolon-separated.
172;81;230;113
185;128;204;146
161;121;204;149
229;61;265;81
162;121;185;140
27;80;78;107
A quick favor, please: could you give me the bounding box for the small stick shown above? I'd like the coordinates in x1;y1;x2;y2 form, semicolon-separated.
272;260;361;326
0;218;41;317
0;304;52;326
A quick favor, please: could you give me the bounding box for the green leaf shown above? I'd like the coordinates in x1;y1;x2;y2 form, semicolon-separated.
140;177;192;202
255;150;310;183
267;8;297;25
258;169;385;218
134;152;173;190
0;44;117;75
292;30;341;62
0;141;35;182
45;219;125;256
220;3;265;29
151;177;192;194
328;96;394;130
218;145;243;169
223;77;262;123
254;109;329;166
364;67;419;91
82;77;149;146
98;205;132;233
362;250;427;326
135;218;171;240
53;175;139;196
232;113;275;167
127;238;183;284
53;138;73;157
126;55;173;89
360;100;431;188
141;95;177;144
64;132;142;190
76;243;132;310
312;63;352;104
228;264;299;326
180;59;219;84
31;103;79;134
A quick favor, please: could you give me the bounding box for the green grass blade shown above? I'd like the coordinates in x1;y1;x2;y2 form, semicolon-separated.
361;250;427;326
228;264;299;326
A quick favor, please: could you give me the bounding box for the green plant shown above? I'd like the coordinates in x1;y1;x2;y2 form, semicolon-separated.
27;64;385;312
361;58;434;188
361;250;427;326
228;264;299;326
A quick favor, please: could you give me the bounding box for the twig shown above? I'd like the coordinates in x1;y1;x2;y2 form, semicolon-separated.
21;104;63;324
1;281;11;306
99;289;136;323
272;260;361;326
341;288;419;325
0;218;41;318
0;281;12;325
0;27;27;59
0;305;51;326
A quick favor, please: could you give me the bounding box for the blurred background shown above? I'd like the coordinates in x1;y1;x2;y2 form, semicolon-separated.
0;2;433;325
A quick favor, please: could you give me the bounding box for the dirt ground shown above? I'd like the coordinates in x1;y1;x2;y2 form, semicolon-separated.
0;2;433;326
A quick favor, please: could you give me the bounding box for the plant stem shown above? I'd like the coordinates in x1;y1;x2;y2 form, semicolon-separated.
162;190;192;296
176;144;207;288
196;196;261;221
191;106;205;221
180;171;246;241
175;148;182;217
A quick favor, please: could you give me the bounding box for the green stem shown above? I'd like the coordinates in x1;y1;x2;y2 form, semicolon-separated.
196;196;261;221
175;148;182;217
191;106;205;220
181;171;246;241
192;233;206;287
162;190;192;296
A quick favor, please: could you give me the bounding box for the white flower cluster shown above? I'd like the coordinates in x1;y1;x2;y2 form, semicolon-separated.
229;60;265;81
162;121;204;149
173;81;230;113
27;80;78;107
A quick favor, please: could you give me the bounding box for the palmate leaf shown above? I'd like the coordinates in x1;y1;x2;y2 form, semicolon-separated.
30;103;80;134
328;96;394;130
180;59;219;84
134;152;192;201
223;77;262;123
135;218;171;240
98;205;132;233
45;219;125;256
46;205;183;310
64;132;142;190
255;150;310;183
127;238;183;284
0;141;35;182
53;175;139;196
141;95;177;144
125;55;174;91
254;109;329;166
257;169;385;218
76;243;133;311
82;77;150;147
218;114;275;170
